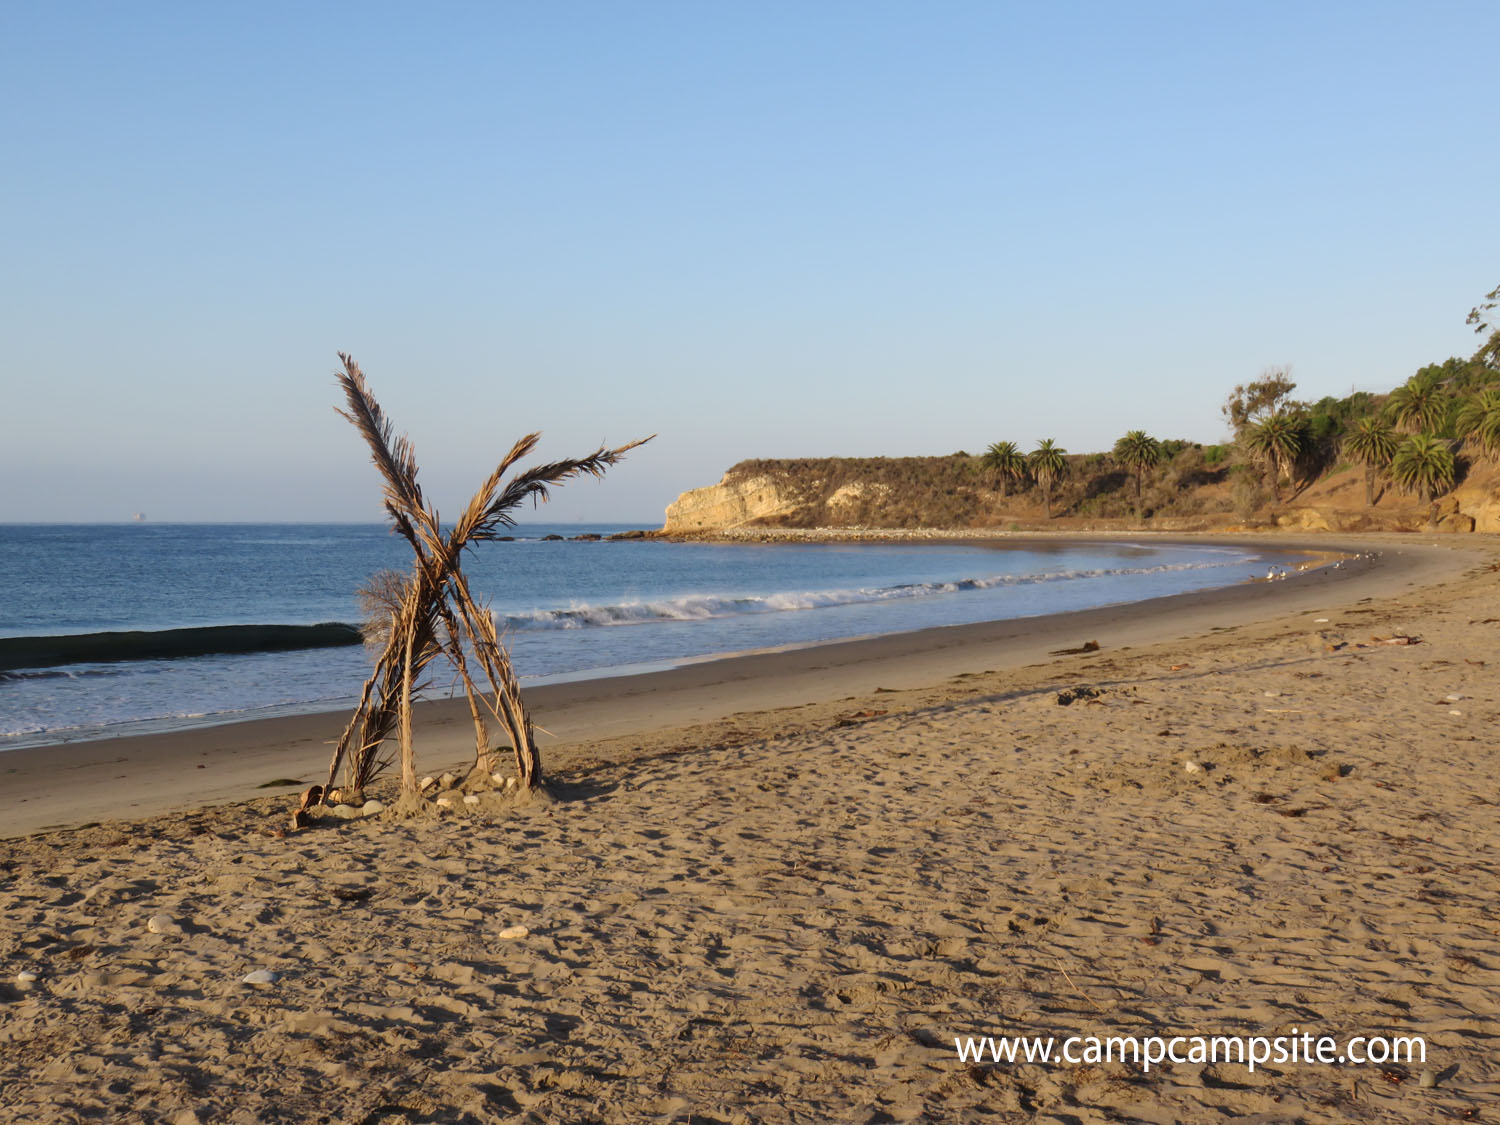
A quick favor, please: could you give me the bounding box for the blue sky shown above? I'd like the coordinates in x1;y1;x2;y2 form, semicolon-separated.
2;2;1495;522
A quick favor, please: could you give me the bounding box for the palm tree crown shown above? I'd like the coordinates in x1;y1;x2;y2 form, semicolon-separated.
1454;387;1500;462
980;441;1027;499
1389;433;1456;502
1385;372;1451;434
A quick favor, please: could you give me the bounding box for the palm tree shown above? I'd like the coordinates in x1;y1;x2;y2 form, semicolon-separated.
980;441;1027;499
1454;387;1500;463
1389;433;1456;504
1341;416;1399;507
1029;439;1068;518
1244;412;1304;502
1385;371;1450;434
1112;430;1163;517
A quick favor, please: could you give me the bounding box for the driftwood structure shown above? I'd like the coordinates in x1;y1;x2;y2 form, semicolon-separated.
323;353;648;801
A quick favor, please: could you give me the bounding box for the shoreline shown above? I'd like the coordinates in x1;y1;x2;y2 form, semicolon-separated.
0;530;1310;754
0;532;1476;839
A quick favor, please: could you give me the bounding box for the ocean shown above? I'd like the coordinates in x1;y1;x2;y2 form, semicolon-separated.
0;524;1298;749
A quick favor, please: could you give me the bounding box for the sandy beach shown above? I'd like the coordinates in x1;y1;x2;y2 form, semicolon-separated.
2;532;1497;1123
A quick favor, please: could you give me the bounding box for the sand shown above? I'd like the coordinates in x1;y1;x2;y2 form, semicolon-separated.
1;532;1497;1123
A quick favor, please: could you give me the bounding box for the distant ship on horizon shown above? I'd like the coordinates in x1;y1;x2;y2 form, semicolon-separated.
131;512;146;522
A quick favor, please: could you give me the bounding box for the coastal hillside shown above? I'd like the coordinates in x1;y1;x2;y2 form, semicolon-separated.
663;453;1500;534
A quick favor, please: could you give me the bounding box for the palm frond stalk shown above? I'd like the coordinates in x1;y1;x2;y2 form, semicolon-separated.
323;353;650;802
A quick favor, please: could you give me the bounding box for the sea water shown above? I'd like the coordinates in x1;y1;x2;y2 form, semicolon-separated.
0;523;1296;748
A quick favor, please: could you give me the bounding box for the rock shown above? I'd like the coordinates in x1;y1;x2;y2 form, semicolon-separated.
1419;1069;1436;1088
1263;690;1281;698
331;804;361;820
15;971;38;987
435;797;454;810
439;772;457;790
1449;710;1462;716
360;799;385;816
541;534;565;541
1055;686;1103;706
491;772;507;785
463;794;481;807
241;969;278;987
570;533;601;541
1446;694;1463;702
1184;760;1203;775
664;473;800;532
419;776;437;793
147;913;182;935
497;925;529;940
504;777;518;793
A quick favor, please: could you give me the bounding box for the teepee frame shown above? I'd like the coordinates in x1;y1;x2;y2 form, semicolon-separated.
323;353;649;799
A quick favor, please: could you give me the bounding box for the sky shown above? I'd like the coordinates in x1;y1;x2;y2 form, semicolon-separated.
2;1;1496;523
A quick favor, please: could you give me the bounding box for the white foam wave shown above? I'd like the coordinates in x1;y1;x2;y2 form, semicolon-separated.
501;559;1242;631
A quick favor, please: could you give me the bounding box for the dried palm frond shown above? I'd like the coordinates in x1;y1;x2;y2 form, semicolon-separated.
355;568;411;652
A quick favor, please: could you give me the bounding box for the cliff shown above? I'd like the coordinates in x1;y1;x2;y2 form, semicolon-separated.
663;474;804;531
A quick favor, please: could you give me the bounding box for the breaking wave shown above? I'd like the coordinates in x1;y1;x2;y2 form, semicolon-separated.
500;558;1245;631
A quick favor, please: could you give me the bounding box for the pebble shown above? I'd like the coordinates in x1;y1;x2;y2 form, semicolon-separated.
463;794;481;807
435;797;454;809
497;925;530;940
491;772;507;785
331;804;361;820
1314;618;1329;623
1419;1069;1436;1089
504;777;518;793
419;776;436;793
439;772;457;790
1449;710;1462;717
15;971;38;986
1445;694;1463;702
1183;760;1203;774
1263;690;1281;698
146;914;182;935
241;969;278;987
361;799;385;816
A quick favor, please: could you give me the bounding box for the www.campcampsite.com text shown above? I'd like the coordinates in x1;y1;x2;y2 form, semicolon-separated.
954;1030;1426;1073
